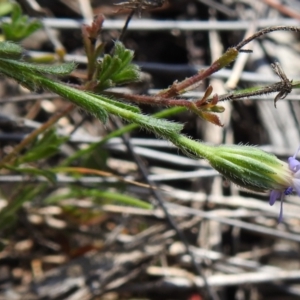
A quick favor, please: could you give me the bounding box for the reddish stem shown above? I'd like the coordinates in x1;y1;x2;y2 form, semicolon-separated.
109;92;202;110
158;48;238;98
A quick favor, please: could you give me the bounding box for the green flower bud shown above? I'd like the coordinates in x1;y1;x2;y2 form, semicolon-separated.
207;145;293;192
171;135;299;222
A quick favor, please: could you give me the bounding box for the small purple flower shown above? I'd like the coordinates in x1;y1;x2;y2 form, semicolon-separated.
269;146;300;222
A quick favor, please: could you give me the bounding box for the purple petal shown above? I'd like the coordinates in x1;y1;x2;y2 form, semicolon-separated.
284;186;293;195
269;190;282;206
288;146;300;172
288;157;300;172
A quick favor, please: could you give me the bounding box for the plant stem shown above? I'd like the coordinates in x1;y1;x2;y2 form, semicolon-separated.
158;48;238;98
61;106;184;166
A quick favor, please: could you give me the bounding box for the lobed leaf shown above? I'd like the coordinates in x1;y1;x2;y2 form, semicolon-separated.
96;41;140;90
1;3;42;41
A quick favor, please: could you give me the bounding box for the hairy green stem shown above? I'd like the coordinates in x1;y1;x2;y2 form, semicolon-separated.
0;55;299;175
62;106;184;166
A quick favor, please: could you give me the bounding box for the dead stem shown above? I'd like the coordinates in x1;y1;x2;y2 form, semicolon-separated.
156;26;300;100
271;62;292;107
217;62;292;107
236;25;300;51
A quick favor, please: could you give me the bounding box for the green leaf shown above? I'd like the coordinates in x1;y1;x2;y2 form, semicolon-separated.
18;146;59;164
25;61;77;76
0;58;76;75
34;128;65;147
0;41;22;59
93;190;152;209
86;92;141;113
114;42;133;67
94;107;108;123
46;75;183;135
11;1;22;22
17;129;68;164
98;55;120;87
61;107;185;167
5;165;56;184
1;2;42;42
21;20;42;38
96;41;140;91
112;65;140;84
0;57;38;90
45;187;152;209
99;54;112;79
0;56;109;124
0;57;182;137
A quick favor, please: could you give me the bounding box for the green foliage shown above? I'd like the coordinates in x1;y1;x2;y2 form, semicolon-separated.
86;92;141;114
1;2;42;42
0;55;77;92
0;57;76;76
16;129;68;165
0;40;22;59
96;41;140;91
0;21;299;230
45;187;152;209
0;41;182;136
22;61;77;76
0;52;183;134
61;106;184;167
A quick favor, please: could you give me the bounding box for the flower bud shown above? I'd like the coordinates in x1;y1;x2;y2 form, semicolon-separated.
208;145;293;192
